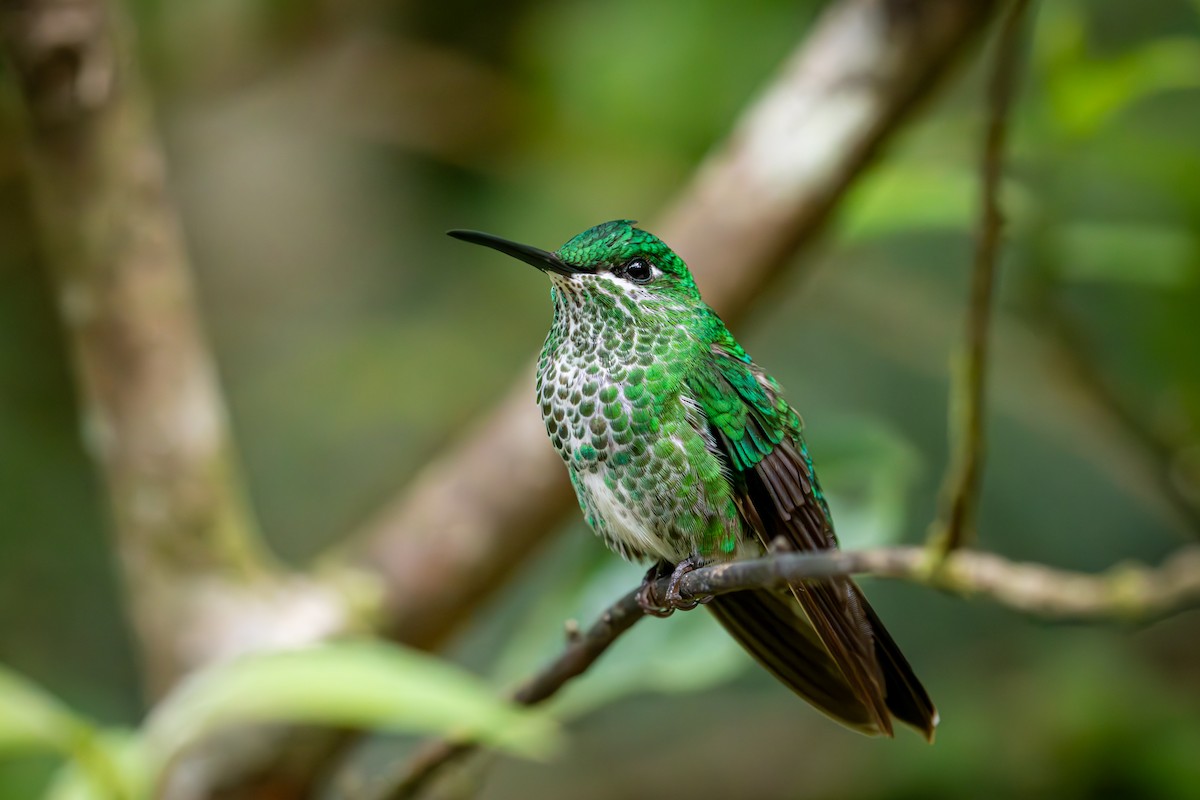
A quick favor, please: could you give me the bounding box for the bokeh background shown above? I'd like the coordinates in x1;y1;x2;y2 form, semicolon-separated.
3;0;1200;797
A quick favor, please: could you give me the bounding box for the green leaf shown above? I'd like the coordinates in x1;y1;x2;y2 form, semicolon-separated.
1037;3;1200;139
0;665;136;798
44;732;147;800
145;641;559;771
0;664;90;757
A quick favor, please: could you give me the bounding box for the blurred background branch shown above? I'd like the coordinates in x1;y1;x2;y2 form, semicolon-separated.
933;0;1029;554
0;0;355;695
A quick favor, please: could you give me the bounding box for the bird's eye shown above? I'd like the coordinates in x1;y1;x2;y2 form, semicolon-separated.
621;258;653;284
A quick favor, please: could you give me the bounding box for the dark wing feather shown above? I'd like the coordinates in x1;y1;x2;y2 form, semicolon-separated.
691;338;937;739
750;441;893;733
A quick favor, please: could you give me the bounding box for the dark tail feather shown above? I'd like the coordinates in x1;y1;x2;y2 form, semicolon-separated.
707;589;887;736
708;589;938;740
862;601;939;741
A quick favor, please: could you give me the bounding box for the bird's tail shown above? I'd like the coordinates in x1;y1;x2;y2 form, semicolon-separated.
707;587;937;740
861;597;939;739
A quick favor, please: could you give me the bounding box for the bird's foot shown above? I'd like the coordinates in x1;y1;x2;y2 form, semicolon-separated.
636;562;675;618
665;554;711;611
636;557;712;616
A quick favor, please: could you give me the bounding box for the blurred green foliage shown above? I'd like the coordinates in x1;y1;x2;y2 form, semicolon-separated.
2;0;1199;797
0;643;556;798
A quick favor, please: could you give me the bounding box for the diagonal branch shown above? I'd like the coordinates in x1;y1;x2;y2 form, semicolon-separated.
933;0;1030;554
382;543;1200;798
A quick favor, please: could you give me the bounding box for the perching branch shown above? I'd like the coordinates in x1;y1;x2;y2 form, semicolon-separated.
933;0;1030;555
382;544;1200;799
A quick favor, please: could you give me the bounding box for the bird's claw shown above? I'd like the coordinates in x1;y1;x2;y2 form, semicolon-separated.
637;557;712;617
636;563;675;617
665;554;711;610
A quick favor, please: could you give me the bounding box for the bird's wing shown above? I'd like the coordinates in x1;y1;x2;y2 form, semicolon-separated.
688;331;935;738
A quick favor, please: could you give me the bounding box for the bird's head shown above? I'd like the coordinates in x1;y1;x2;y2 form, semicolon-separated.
448;220;704;324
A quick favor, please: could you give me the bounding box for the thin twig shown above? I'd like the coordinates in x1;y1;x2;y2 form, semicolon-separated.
934;0;1030;554
378;543;1200;799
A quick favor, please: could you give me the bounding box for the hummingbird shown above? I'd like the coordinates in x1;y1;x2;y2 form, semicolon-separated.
449;220;937;739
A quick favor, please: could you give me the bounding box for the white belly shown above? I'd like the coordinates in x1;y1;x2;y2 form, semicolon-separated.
577;469;681;562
